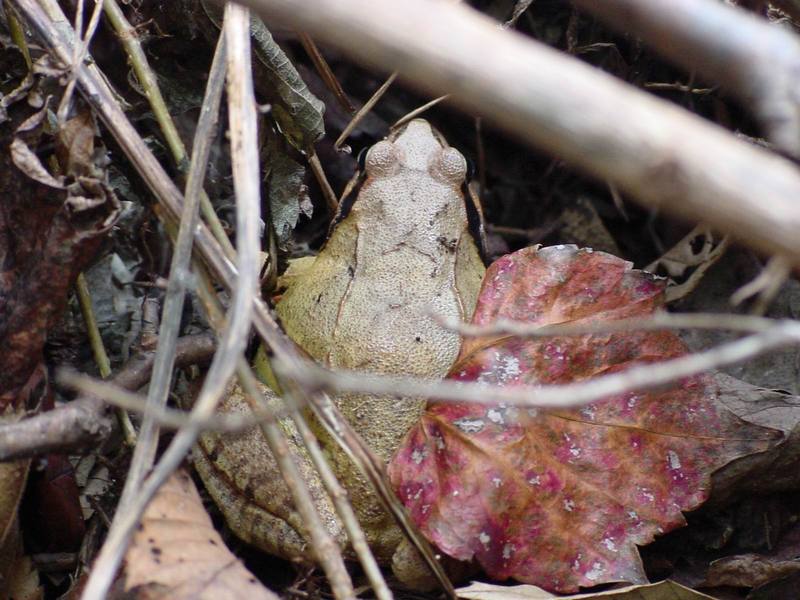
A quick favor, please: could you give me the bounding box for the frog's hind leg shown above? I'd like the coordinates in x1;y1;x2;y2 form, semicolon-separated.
193;443;313;561
192;380;346;562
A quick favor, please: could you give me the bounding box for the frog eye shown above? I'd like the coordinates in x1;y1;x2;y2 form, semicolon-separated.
430;147;467;184
365;140;402;177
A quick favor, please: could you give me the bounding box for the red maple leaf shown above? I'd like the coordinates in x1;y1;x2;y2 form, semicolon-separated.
389;245;779;593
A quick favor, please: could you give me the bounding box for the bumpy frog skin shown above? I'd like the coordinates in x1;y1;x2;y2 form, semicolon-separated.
193;119;486;580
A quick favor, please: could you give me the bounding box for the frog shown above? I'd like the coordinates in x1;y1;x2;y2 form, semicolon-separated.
192;119;486;584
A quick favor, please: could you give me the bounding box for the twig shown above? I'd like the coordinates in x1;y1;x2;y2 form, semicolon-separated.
236;365;357;600
0;333;216;461
731;255;792;314
570;0;800;156
291;379;456;598
160;189;362;597
297;32;355;113
37;313;800;447
9;3;453;593
238;0;800;265
115;21;226;518
644;82;715;95
277;320;800;410
393;95;450;129
81;6;262;599
308;150;339;213
56;0;103;124
286;394;392;600
335;72;397;149
101;0;235;258
58;370;283;432
506;0;535;27
75;272;137;446
435;311;782;338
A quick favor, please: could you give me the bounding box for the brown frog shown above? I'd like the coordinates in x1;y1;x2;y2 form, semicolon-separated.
193;119;486;582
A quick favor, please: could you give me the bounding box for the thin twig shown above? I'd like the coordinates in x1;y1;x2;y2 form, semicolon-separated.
505;0;535;27
115;24;226;518
57;370;281;432
81;6;262;599
56;0;103;124
392;95;450;129
38;313;800;450
287;394;393;600
308;150;339;214
731;255;791;315
335;72;397;149
236;365;357;600
228;23;356;583
281;321;800;411
644;82;715;95
159;179;363;597
75;272;137;446
297;32;355;113
435;311;782;338
286;378;456;599
101;0;235;258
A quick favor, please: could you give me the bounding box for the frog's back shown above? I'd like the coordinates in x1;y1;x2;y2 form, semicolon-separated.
274;120;485;557
276;119;484;379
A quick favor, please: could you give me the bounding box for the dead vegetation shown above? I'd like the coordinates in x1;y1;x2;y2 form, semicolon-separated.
1;1;800;599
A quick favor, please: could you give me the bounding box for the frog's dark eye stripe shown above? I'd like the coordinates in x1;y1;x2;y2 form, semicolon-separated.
462;182;488;263
465;156;476;182
356;146;369;172
328;171;366;235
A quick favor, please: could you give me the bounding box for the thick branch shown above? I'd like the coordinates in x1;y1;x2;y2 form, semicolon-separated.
571;0;800;155
239;0;800;264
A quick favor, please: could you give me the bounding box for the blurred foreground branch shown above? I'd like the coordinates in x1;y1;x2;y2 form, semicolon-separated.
240;0;800;265
571;0;800;156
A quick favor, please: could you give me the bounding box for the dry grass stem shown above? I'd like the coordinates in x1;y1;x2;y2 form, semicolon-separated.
308;150;339;213
334;71;397;149
235;365;357;600
80;5;263;598
298;31;355;113
102;0;235;258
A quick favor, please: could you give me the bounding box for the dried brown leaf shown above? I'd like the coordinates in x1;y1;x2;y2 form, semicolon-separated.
122;469;278;600
458;580;718;600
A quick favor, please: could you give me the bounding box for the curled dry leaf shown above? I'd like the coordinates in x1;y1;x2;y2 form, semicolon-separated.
265;130;311;249
389;245;780;593
705;553;800;589
122;469;278;600
457;579;717;600
1;110;119;399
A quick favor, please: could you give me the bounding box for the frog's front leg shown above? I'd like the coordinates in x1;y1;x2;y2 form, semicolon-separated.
193;381;347;561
